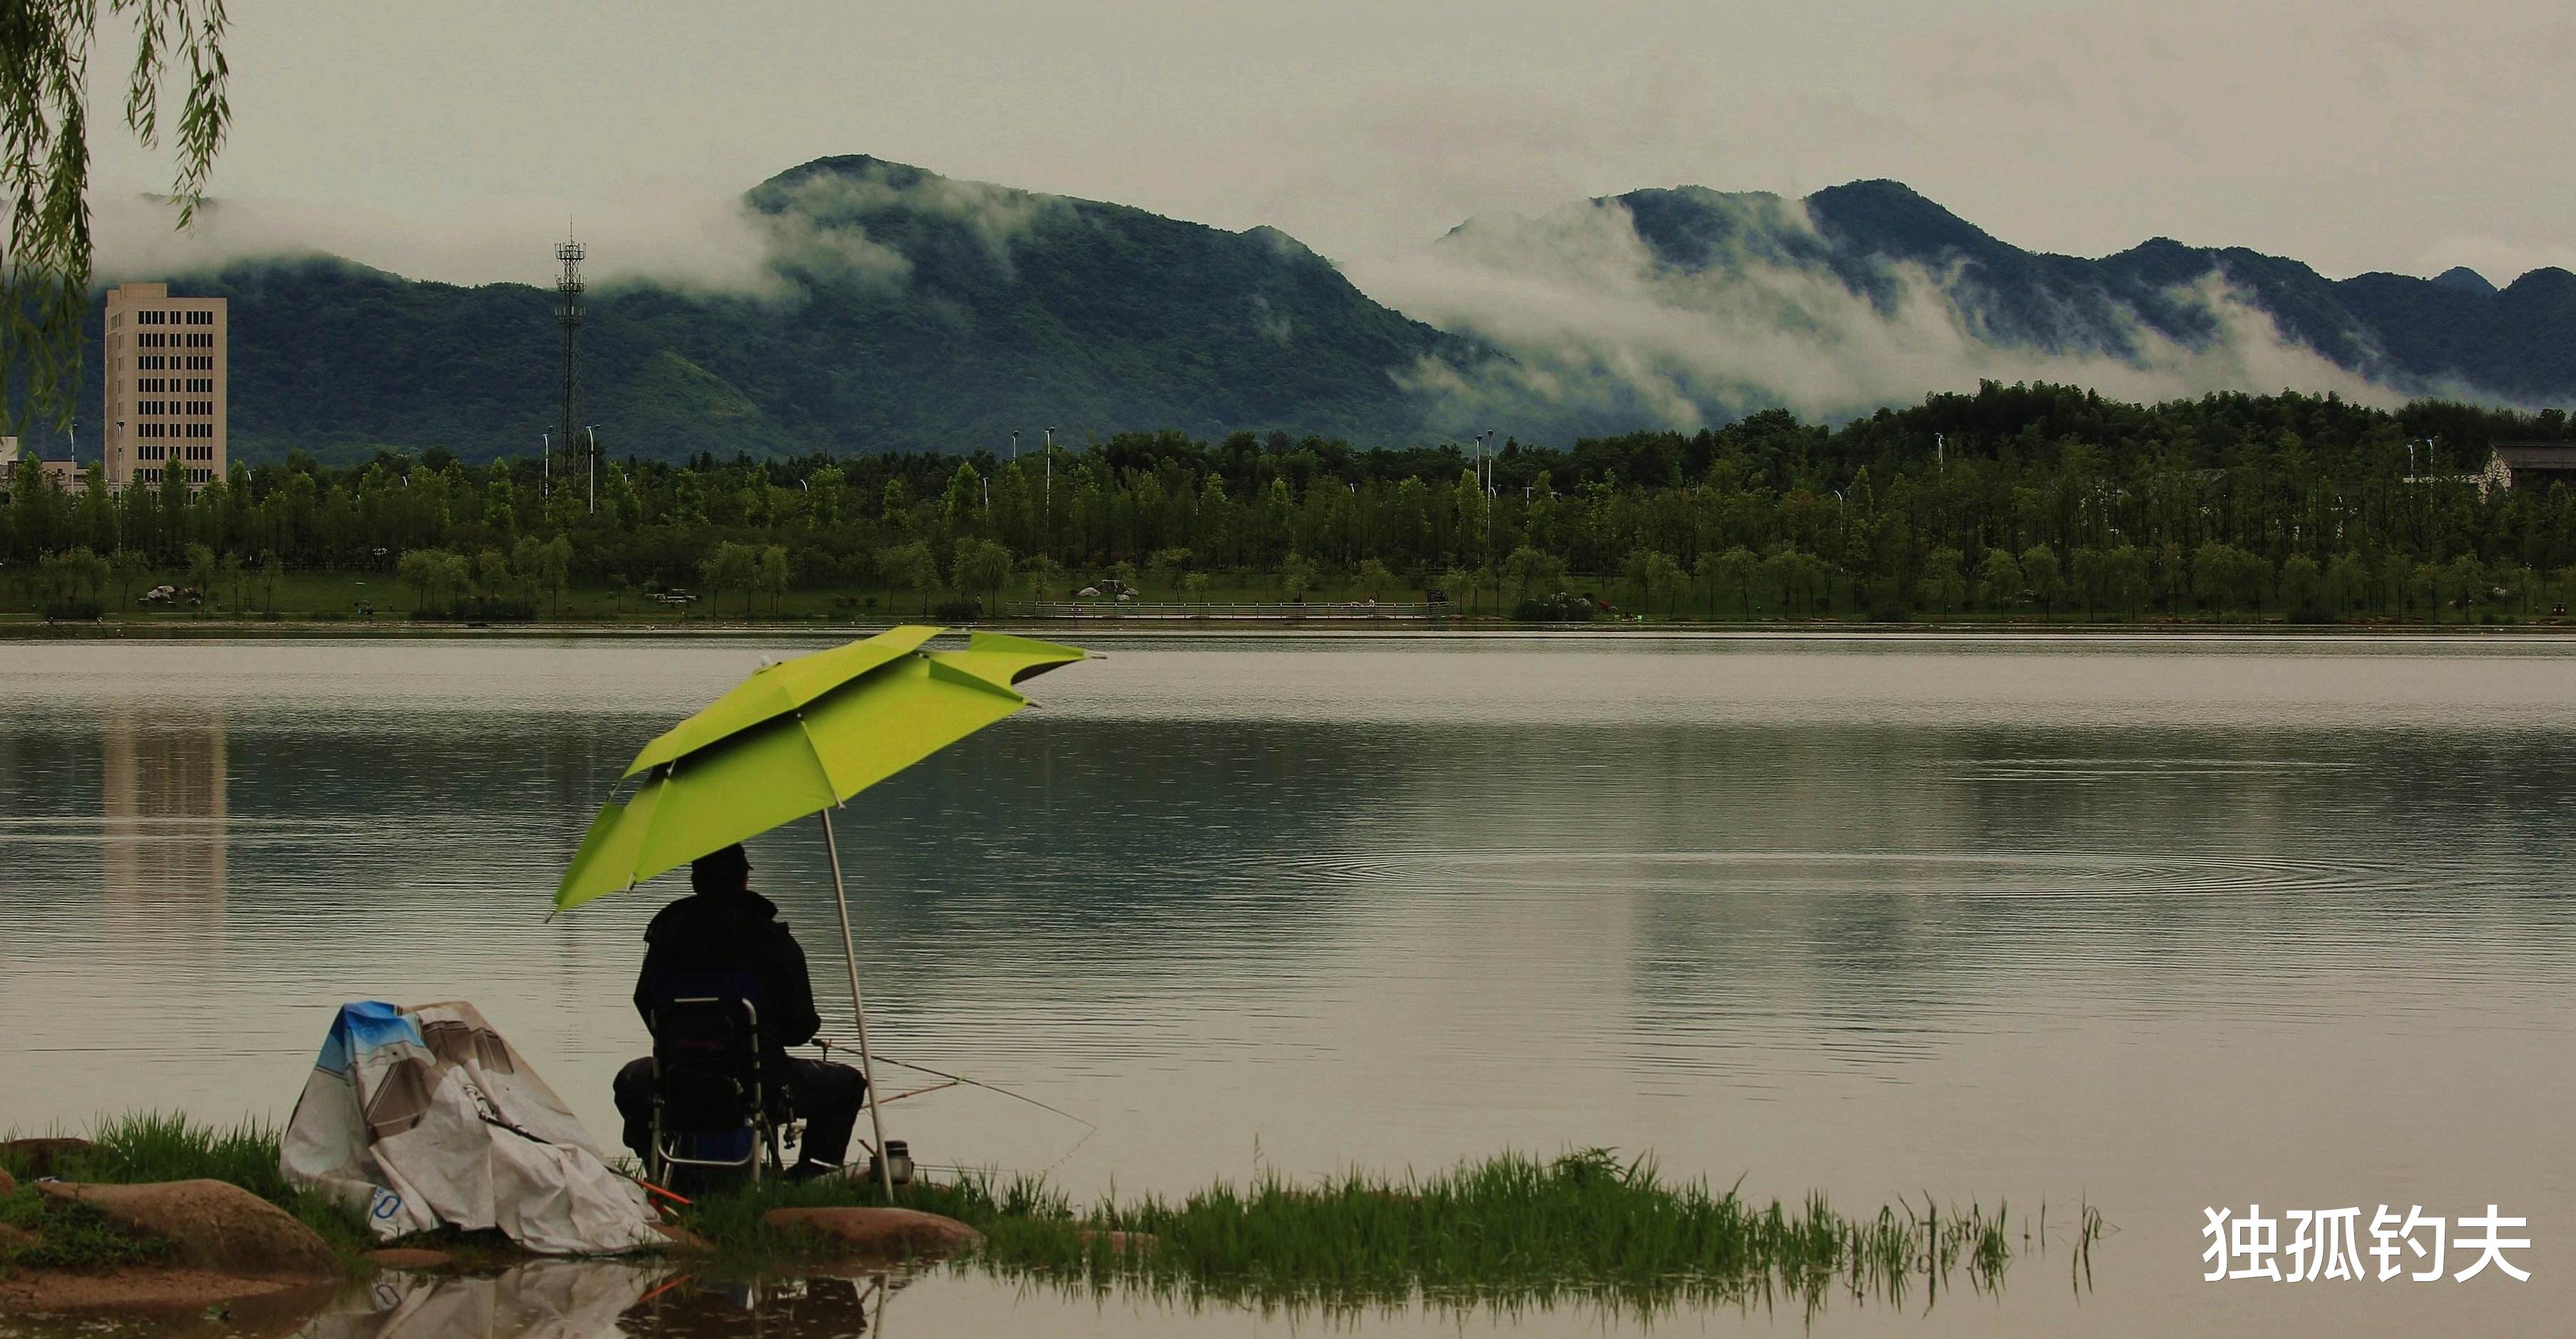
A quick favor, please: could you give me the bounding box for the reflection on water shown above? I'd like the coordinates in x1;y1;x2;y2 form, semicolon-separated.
305;1263;900;1339
2;635;2574;1336
99;702;227;927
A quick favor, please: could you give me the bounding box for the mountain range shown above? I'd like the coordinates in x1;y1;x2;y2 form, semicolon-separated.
59;158;2576;462
1600;180;2572;400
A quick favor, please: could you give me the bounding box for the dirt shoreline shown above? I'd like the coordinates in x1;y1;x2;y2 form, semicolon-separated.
0;1265;332;1315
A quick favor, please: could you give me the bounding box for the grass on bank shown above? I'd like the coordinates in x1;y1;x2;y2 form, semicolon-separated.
680;1148;2025;1316
0;1112;375;1276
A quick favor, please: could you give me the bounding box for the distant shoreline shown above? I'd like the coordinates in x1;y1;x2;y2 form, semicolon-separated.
6;616;2575;642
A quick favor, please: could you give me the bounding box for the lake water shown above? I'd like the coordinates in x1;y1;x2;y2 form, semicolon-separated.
3;631;2571;1336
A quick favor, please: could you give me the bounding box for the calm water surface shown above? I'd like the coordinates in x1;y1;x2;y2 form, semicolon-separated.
3;632;2572;1336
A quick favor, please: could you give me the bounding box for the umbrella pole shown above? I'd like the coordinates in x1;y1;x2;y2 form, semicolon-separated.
821;808;897;1200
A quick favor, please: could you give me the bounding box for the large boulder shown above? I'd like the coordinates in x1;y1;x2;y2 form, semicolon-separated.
38;1180;337;1278
2;1138;94;1178
762;1206;982;1258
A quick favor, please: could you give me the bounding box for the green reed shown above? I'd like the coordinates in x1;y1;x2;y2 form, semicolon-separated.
691;1148;2038;1319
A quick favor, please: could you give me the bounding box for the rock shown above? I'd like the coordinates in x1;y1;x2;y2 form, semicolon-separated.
1;1138;94;1178
37;1180;338;1279
0;1168;16;1196
651;1223;715;1253
364;1248;454;1271
761;1206;983;1258
1077;1228;1157;1253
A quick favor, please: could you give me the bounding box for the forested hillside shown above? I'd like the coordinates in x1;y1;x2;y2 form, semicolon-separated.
47;163;2571;467
62;157;1471;463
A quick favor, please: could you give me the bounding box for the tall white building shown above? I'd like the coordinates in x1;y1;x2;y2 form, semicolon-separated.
103;282;228;490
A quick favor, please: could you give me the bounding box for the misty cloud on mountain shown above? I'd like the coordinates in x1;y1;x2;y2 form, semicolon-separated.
1351;188;2424;438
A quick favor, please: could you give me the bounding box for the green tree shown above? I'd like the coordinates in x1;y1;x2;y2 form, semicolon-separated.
1976;548;2023;614
1354;557;1395;601
879;539;939;614
108;546;148;610
2068;547;2107;620
2445;553;2487;622
1435;565;1473;614
807;464;846;529
37;545;107;611
951;537;1012;614
527;534;573;616
2280;554;2324;618
1018;553;1064;604
699;541;760;621
1280;551;1317;602
2324;553;2370;617
2105;544;2151;620
397;547;446;612
158;454;193;556
1147;546;1193;593
1707;546;1759;618
1501;545;1565;606
756;544;791;616
1915;546;1966;616
1633;549;1685;616
484;479;519;542
219;551;245;614
2020;545;2063;621
183;541;215;616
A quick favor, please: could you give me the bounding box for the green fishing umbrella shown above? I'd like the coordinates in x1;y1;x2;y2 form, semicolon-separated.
555;624;1089;1191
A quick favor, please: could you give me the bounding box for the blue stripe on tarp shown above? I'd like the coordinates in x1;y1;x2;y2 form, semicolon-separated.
315;1000;425;1076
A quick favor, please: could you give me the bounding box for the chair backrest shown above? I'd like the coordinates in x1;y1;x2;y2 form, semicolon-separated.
646;971;767;1131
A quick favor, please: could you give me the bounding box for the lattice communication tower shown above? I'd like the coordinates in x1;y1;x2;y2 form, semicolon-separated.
555;235;585;482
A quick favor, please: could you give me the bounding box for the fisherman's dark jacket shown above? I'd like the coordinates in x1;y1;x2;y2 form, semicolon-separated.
632;890;827;1057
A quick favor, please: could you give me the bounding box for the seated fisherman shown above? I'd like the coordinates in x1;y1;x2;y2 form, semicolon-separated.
613;843;867;1181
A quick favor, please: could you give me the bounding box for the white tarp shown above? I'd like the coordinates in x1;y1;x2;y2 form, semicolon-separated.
280;999;663;1256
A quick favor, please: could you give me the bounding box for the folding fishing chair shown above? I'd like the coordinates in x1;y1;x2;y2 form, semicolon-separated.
645;981;796;1189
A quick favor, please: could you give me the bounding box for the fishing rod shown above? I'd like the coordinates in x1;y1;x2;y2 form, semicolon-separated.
813;1037;1097;1136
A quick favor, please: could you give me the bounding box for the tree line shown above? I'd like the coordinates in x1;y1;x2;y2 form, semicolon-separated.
8;381;2576;622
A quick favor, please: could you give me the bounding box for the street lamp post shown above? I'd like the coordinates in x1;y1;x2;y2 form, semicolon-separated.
1483;432;1493;559
586;425;598;515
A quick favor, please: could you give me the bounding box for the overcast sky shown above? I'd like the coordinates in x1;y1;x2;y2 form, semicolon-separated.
90;0;2576;289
